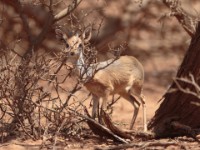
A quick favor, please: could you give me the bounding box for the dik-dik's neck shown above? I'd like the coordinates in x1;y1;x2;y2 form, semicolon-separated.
76;50;85;71
76;50;95;81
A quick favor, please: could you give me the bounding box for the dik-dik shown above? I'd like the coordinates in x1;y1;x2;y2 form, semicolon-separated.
56;28;147;131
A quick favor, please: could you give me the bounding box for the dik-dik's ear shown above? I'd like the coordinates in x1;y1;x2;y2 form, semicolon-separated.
55;28;68;41
82;27;92;43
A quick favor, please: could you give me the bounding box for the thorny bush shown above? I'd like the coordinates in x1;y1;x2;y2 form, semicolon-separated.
0;47;89;141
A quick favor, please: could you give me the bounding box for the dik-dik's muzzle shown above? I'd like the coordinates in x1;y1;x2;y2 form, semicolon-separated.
69;51;75;56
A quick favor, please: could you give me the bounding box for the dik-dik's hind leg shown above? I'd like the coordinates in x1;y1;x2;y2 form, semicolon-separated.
99;90;110;124
129;95;141;130
130;86;147;132
91;95;103;124
139;94;147;132
120;93;140;130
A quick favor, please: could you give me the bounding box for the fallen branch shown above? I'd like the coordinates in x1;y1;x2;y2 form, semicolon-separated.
101;110;133;140
84;107;155;142
102;109;155;140
124;130;155;140
68;106;128;144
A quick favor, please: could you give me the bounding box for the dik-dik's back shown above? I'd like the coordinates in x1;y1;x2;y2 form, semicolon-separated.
84;56;144;97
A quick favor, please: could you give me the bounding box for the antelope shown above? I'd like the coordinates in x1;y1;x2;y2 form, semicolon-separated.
55;28;147;131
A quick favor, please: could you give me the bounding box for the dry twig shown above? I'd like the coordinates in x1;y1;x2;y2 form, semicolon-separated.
173;74;200;99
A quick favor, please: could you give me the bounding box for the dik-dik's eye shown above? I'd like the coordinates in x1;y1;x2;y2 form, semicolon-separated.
66;43;69;48
70;51;75;56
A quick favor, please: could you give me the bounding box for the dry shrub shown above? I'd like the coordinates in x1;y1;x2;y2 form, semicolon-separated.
0;47;86;140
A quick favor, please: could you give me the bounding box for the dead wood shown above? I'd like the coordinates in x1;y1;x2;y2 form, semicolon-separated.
101;110;133;140
101;110;155;140
124;130;155;140
170;121;200;142
162;0;199;37
83;107;128;143
84;108;154;142
53;0;82;22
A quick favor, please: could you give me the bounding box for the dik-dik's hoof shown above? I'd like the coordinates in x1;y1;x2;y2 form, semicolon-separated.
143;123;148;132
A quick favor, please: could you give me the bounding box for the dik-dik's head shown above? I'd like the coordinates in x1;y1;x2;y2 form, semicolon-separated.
55;28;92;58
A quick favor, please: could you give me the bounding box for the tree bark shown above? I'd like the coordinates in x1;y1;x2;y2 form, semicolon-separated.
148;22;200;138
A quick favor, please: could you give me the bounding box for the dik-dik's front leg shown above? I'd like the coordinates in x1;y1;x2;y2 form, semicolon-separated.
97;90;110;124
91;95;105;125
91;94;99;118
92;89;110;124
101;90;110;113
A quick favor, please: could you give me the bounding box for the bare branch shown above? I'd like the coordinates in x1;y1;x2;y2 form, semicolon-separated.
173;74;200;99
162;0;199;37
53;0;82;22
15;0;32;42
70;106;128;144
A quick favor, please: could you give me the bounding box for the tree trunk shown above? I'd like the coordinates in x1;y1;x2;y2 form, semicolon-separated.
148;22;200;138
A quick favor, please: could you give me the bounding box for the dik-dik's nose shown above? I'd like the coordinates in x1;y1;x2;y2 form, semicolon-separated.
70;51;75;56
